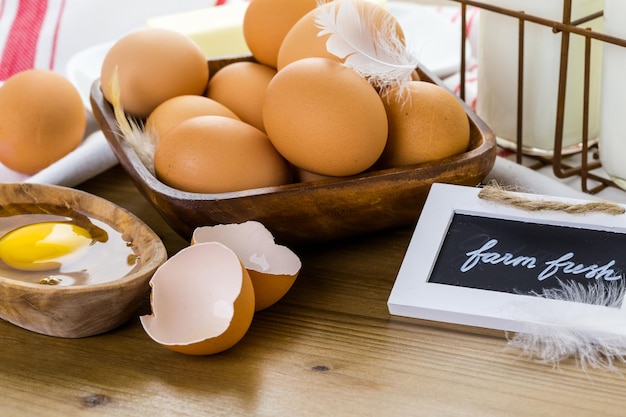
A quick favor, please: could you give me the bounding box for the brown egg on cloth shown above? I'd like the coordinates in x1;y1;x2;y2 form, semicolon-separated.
192;221;302;312
243;0;320;68
206;61;276;133
154;115;292;193
100;28;209;119
0;69;86;174
376;81;470;168
263;57;387;177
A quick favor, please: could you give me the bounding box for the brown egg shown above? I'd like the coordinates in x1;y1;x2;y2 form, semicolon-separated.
376;81;470;168
100;28;209;119
277;0;405;71
145;95;239;139
206;61;275;133
242;0;320;68
263;57;388;177
154;115;291;193
0;70;86;174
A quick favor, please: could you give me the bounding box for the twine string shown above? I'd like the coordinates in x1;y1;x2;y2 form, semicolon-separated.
477;181;626;216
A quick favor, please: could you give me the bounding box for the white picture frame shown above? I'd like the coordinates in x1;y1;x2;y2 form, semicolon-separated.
387;183;626;338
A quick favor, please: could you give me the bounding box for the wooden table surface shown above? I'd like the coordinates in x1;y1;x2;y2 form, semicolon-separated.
1;164;625;417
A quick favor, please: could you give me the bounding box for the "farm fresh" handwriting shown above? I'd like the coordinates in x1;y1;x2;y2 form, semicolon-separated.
460;238;623;282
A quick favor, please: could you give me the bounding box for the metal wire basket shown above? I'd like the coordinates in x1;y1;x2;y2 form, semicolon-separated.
450;0;626;193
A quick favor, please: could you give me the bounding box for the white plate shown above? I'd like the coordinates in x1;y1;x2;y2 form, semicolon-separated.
65;41;114;111
387;2;472;78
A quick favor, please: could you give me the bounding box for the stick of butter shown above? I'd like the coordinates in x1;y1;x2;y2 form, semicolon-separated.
146;2;251;58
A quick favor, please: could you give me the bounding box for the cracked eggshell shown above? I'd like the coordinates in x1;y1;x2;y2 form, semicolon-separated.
140;242;255;355
192;221;302;311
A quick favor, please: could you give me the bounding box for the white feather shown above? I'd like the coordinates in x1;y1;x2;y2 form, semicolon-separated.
505;279;626;372
314;0;417;95
108;67;157;174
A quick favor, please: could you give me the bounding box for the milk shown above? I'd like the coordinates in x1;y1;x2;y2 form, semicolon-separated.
477;0;603;156
599;0;626;189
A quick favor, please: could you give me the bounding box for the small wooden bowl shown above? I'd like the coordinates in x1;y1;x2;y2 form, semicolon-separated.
0;183;167;338
91;56;497;246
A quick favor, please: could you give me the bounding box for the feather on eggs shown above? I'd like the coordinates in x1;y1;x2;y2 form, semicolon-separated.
314;0;417;95
108;67;157;174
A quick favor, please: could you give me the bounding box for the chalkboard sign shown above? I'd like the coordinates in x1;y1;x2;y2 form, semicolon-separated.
388;183;626;336
430;213;626;302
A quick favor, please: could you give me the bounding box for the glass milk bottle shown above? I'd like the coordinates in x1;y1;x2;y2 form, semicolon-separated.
599;0;626;189
477;0;603;156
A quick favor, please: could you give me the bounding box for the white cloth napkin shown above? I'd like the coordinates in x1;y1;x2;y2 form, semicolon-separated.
24;131;119;187
0;132;118;187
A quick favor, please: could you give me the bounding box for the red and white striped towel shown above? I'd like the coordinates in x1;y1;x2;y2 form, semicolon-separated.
0;0;64;80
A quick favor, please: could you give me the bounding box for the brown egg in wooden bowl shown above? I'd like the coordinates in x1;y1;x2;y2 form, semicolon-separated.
0;183;167;338
90;56;497;247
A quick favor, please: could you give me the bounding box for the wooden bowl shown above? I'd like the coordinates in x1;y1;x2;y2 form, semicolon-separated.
0;183;167;338
90;56;496;246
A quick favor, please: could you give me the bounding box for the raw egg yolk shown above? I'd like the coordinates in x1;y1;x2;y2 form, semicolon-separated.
0;222;93;271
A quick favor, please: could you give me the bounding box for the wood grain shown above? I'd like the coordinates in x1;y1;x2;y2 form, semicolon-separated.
0;166;624;416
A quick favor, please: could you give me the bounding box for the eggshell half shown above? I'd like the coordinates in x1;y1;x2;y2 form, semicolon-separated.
192;221;301;311
140;242;255;355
